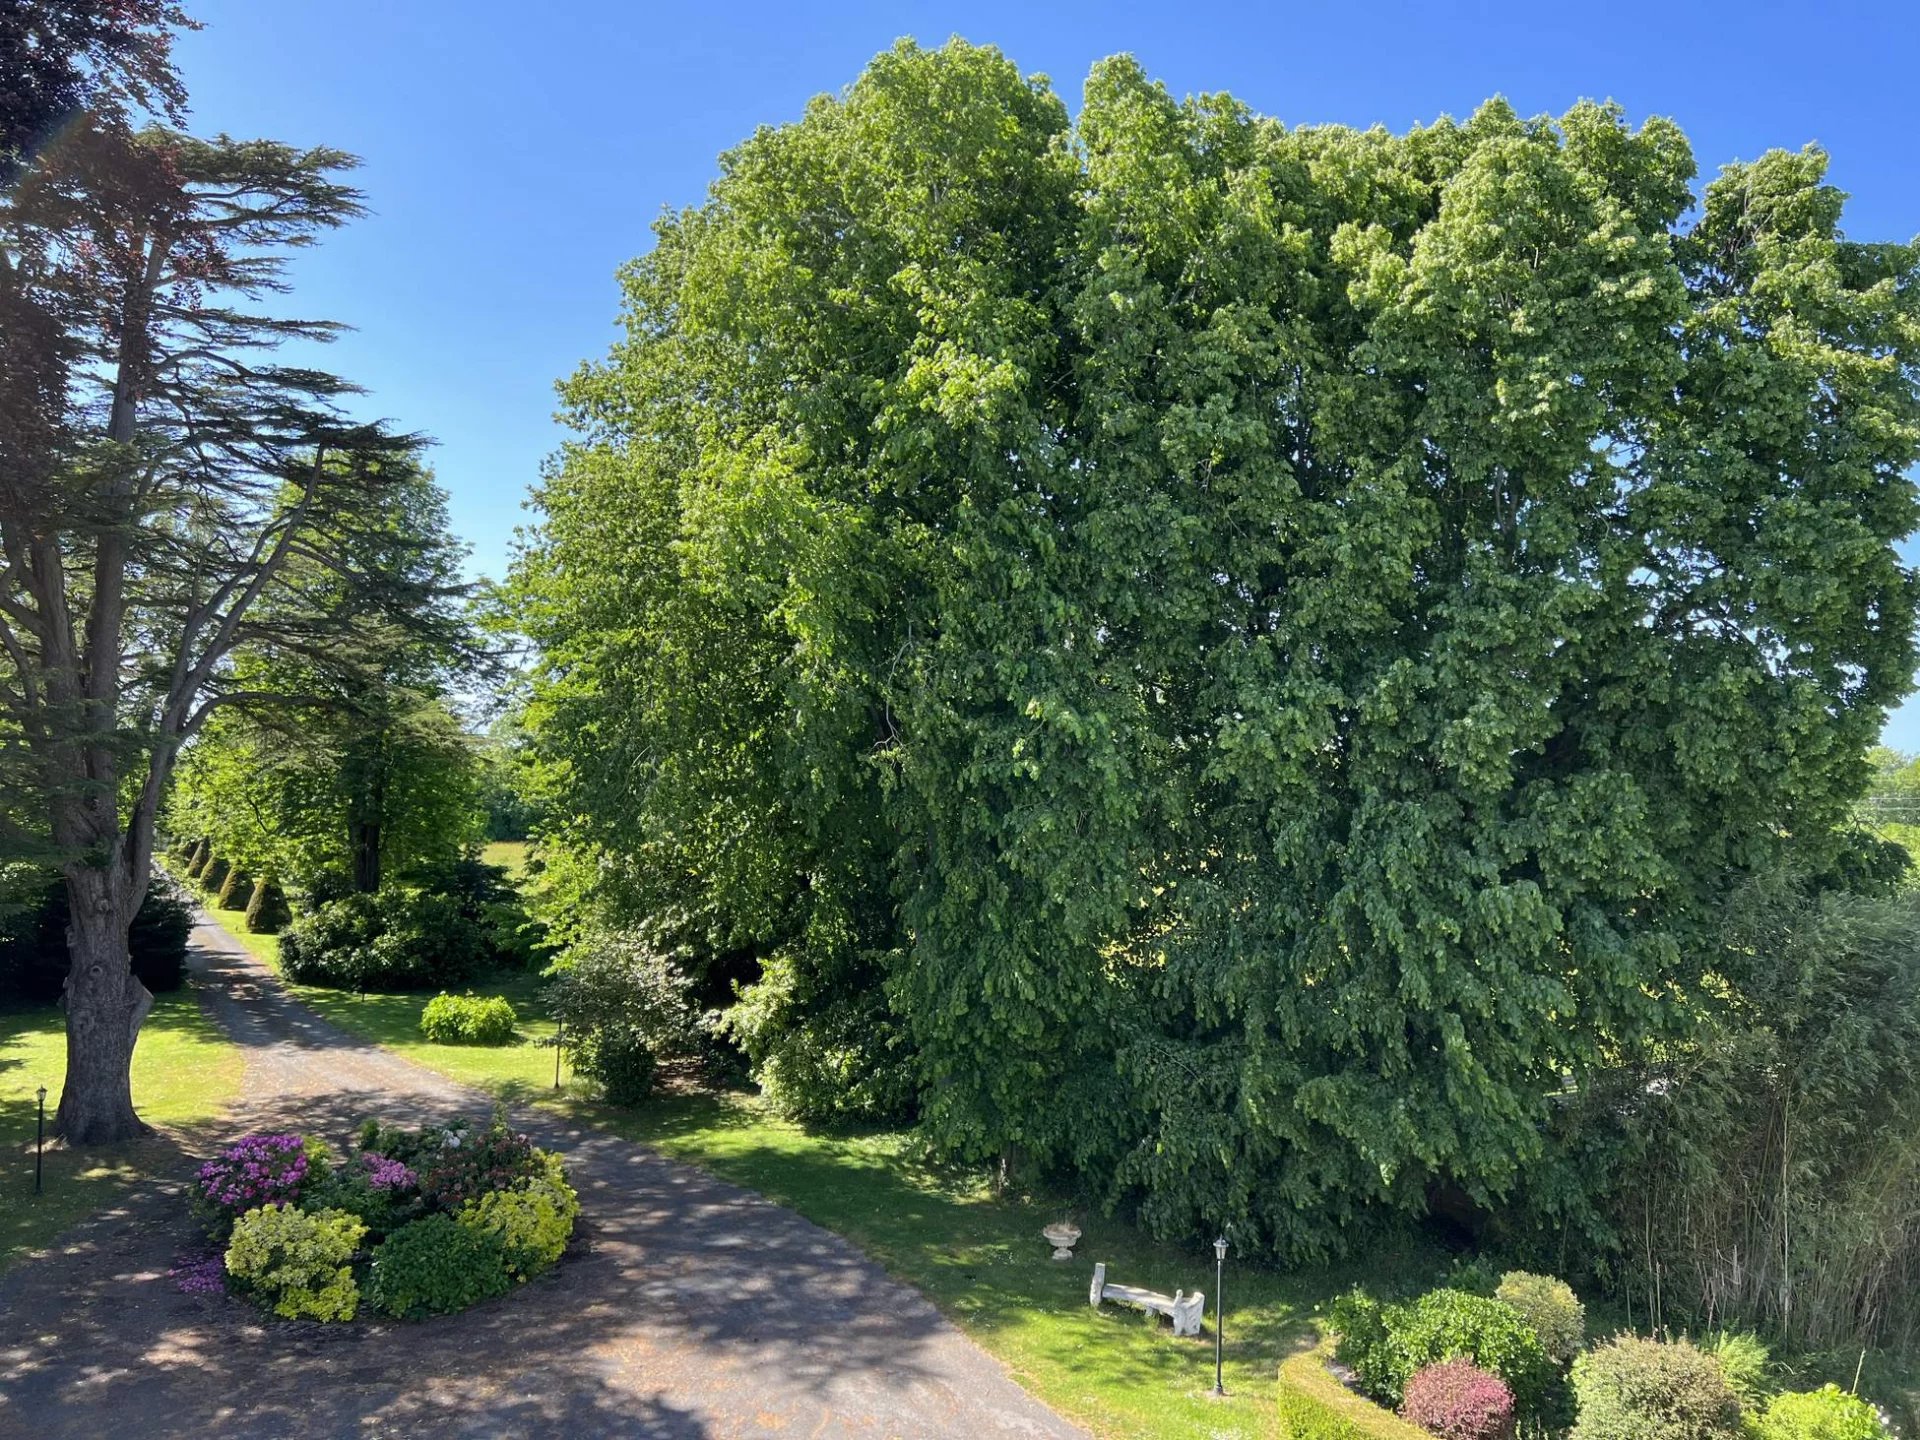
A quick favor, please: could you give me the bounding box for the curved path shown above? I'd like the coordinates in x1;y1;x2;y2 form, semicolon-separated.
0;920;1085;1440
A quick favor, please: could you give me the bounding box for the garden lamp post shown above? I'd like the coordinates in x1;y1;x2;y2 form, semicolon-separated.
34;1086;46;1195
1212;1235;1228;1396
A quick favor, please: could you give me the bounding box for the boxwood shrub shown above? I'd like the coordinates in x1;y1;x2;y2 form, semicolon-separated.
1495;1271;1586;1365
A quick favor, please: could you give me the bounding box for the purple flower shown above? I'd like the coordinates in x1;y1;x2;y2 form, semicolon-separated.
360;1152;416;1192
168;1250;227;1296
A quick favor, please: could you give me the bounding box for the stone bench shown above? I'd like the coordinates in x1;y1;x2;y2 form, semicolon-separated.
1088;1261;1205;1337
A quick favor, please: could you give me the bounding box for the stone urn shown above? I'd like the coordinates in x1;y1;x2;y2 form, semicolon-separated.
1042;1222;1082;1261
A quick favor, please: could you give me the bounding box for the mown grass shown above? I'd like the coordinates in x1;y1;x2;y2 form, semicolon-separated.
0;986;245;1270
201;910;1428;1439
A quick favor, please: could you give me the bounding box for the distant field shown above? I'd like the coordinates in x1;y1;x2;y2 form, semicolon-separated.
481;840;531;880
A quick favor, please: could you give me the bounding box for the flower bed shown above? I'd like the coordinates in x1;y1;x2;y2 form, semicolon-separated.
179;1112;577;1322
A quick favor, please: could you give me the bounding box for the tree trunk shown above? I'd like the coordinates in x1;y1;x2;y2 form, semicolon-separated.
350;817;381;893
54;868;153;1145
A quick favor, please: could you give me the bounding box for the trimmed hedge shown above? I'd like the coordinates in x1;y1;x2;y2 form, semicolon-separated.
200;855;230;894
1278;1345;1433;1440
215;866;252;911
244;875;292;934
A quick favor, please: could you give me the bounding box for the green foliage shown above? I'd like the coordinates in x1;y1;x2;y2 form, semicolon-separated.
456;1168;578;1280
419;991;517;1045
1747;1386;1891;1440
1278;1347;1434;1439
511;38;1920;1261
545;932;692;1106
223;1204;366;1322
214;866;251;911
416;1114;544;1211
1534;878;1920;1351
244;875;291;934
1333;1288;1554;1415
184;839;209;880
198;855;228;894
1569;1336;1744;1440
299;1164;417;1240
0;871;190;1001
1496;1271;1586;1365
280;889;490;991
366;1213;510;1319
1703;1332;1774;1408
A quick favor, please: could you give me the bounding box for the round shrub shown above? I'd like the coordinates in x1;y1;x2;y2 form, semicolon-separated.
224;1203;366;1322
458;1167;578;1280
1749;1385;1891;1440
1337;1288;1555;1415
1401;1359;1517;1440
1569;1335;1743;1440
420;991;518;1045
199;855;230;894
367;1213;512;1319
215;866;252;911
244;874;292;934
1496;1271;1586;1365
192;1132;315;1241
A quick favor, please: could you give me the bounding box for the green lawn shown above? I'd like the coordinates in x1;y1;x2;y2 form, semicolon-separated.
0;985;245;1270
481;839;532;880
201;908;1422;1440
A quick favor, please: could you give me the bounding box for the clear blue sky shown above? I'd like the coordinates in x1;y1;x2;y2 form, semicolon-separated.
175;0;1920;744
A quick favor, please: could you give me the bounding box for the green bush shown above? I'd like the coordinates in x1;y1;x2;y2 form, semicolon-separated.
1333;1288;1554;1416
1569;1336;1743;1440
367;1213;512;1319
281;889;492;991
416;1115;544;1210
244;875;292;934
1702;1331;1773;1408
300;1161;419;1240
1496;1271;1586;1365
184;839;210;879
215;866;252;911
546;932;692;1105
0;872;191;1001
419;991;518;1045
224;1204;366;1322
457;1168;577;1280
1747;1385;1890;1440
199;855;230;894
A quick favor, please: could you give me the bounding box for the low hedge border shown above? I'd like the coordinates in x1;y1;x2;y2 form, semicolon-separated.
1278;1342;1433;1440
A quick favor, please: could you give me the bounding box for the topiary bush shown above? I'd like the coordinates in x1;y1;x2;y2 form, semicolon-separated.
1399;1359;1517;1440
199;855;230;894
184;839;210;879
244;874;292;934
215;866;252;911
367;1213;512;1319
1496;1271;1586;1365
419;991;518;1045
1747;1385;1891;1440
1334;1288;1554;1417
223;1203;366;1322
1569;1335;1743;1440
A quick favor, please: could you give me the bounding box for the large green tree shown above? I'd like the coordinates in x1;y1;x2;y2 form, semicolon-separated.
515;41;1920;1251
0;67;430;1139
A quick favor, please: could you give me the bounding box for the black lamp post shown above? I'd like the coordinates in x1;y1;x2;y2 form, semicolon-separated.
1212;1235;1228;1396
34;1086;47;1196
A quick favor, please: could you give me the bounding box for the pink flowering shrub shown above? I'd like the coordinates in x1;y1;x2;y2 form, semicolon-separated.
192;1133;312;1240
361;1153;416;1191
168;1250;228;1296
1400;1359;1518;1440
